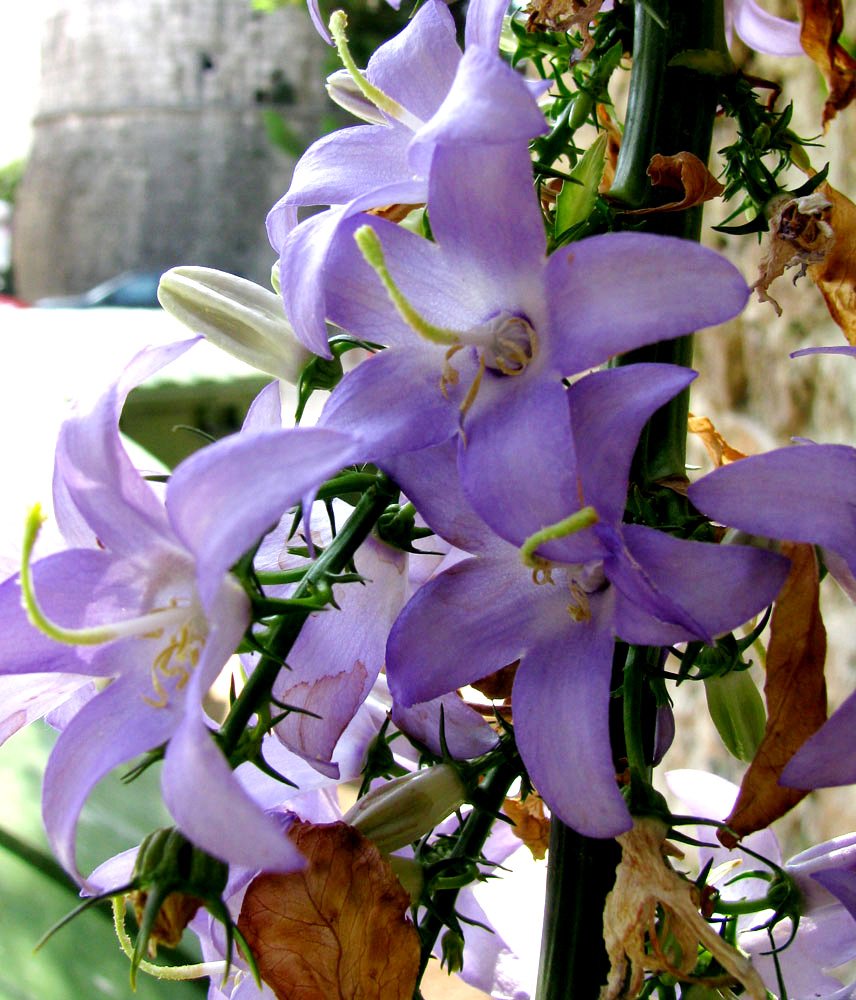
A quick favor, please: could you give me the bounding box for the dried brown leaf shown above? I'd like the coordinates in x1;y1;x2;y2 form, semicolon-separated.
719;543;827;847
504;793;550;860
238;820;420;1000
799;0;856;128
621;152;725;216
752;191;835;314
808;182;856;344
525;0;604;55
688;413;748;468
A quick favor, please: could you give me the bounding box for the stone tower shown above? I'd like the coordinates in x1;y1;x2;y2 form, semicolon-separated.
13;0;329;300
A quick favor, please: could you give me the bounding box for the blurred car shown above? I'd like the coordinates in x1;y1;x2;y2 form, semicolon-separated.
34;270;163;308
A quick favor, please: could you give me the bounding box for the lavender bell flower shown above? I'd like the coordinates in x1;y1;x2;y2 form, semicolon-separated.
313;135;751;543
687;441;856;791
385;364;789;838
667;769;856;999
272;1;548;360
0;341;358;880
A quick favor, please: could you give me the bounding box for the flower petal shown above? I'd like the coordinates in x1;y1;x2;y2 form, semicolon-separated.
386;551;535;706
566;364;697;526
56;339;199;555
457;371;584;548
545;232;750;375
166;426;362;611
365;0;460;122
42;662;180;884
613;524;790;645
163;702;304;872
731;0;803;57
319;344;464;459
688;444;856;579
512;610;633;838
781;689;856;789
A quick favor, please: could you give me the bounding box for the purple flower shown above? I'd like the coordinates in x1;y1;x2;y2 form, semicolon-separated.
274;35;547;359
385;364;789;837
726;0;803;57
313;140;750;542
687;442;856;791
667;769;856;999
0;341;358;880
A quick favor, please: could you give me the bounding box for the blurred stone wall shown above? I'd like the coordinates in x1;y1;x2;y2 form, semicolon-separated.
13;0;330;299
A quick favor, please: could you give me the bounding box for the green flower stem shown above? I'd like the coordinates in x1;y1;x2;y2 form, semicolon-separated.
537;4;726;999
219;473;397;757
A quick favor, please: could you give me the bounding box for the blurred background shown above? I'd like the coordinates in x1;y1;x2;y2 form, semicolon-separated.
1;1;856;998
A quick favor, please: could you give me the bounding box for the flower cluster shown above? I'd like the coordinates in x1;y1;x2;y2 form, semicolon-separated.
4;2;856;1000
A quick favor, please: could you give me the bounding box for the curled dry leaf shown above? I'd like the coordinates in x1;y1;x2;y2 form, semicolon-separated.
688;413;748;468
504;793;550;860
596;104;622;192
601;818;766;1000
752;191;835;315
620;152;725;216
525;0;604;56
238;819;420;1000
799;0;856;128
807;182;856;344
719;542;827;848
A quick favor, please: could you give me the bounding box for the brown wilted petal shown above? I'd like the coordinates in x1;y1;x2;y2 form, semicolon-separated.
799;0;856;128
719;542;828;848
620;152;725;216
525;0;604;56
238;820;420;1000
752;190;835;314
601;818;766;1000
596;104;622;192
807;182;856;344
504;793;550;860
688;413;748;468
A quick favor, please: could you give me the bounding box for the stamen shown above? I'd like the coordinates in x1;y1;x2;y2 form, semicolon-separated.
440;344;465;399
329;12;424;132
492;326;540;376
20;505;189;646
567;580;592;622
354;226;461;347
142;624;205;708
520;507;600;571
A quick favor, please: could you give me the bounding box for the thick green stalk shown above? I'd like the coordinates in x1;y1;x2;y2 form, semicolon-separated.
535;4;725;999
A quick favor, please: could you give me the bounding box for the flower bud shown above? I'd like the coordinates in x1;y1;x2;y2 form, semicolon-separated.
704;669;767;762
128;827;228;961
344;764;467;855
157;266;311;382
440;928;466;974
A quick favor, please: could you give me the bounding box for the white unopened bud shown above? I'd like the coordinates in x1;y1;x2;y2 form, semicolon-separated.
344;764;467;855
158;266;311;382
